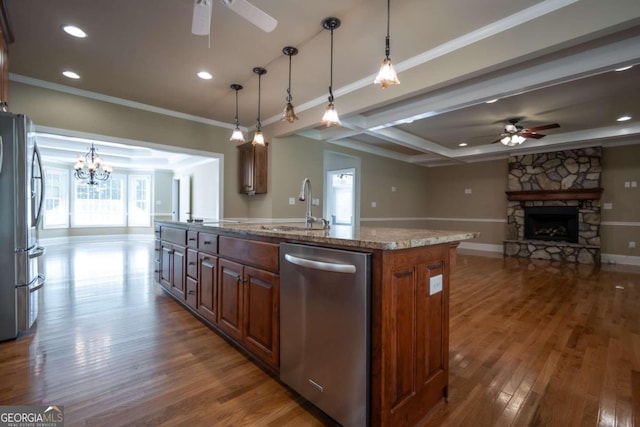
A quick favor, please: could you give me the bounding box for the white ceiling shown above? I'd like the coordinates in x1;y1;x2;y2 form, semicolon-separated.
6;0;640;166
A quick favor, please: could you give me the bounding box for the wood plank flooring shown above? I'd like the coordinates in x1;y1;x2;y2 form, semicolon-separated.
0;241;639;426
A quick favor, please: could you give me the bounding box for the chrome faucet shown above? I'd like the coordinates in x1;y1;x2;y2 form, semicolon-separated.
299;178;330;229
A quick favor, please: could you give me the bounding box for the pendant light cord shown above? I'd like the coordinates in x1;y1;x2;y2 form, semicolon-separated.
287;54;293;103
234;89;239;126
328;27;335;103
385;0;391;60
256;74;262;131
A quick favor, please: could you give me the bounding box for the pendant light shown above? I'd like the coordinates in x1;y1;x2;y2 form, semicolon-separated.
374;0;400;89
320;17;342;127
252;67;267;146
281;46;299;123
229;84;245;142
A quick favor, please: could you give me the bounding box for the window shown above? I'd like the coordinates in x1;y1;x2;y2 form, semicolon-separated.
72;175;126;227
128;175;152;226
43;167;69;229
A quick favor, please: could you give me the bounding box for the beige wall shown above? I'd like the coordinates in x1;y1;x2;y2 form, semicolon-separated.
13;81;640;258
153;170;174;221
10;81;248;219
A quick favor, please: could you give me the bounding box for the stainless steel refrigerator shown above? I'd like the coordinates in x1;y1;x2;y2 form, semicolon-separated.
0;112;46;341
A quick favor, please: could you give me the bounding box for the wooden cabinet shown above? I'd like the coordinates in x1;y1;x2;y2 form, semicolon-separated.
218;258;244;341
159;227;187;299
170;245;186;299
243;265;279;369
374;244;451;427
197;252;218;324
238;142;268;195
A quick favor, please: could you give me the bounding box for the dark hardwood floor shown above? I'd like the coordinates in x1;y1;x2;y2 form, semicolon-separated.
0;241;638;426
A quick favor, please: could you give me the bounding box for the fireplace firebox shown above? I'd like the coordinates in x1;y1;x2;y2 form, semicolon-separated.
524;206;579;243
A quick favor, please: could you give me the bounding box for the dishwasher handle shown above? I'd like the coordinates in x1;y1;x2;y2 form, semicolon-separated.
284;253;356;274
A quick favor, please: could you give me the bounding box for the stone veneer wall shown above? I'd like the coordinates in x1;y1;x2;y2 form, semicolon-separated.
504;147;602;264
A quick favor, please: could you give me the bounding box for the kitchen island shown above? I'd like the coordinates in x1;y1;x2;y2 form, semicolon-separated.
154;220;478;426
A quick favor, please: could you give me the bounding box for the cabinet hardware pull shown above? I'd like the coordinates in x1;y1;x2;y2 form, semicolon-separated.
188;238;196;241
188;290;195;295
189;262;195;266
204;240;212;244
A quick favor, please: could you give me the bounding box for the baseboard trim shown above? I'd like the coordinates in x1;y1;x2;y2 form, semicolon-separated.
601;253;640;266
458;242;503;253
40;234;154;246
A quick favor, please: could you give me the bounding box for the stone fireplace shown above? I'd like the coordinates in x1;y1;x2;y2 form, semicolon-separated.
504;147;603;264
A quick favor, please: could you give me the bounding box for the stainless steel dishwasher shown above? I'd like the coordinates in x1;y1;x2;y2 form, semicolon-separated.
280;243;370;427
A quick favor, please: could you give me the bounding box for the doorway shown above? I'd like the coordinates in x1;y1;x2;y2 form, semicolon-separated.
326;168;355;226
323;151;360;227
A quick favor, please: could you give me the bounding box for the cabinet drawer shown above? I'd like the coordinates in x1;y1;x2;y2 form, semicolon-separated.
186;277;198;309
187;231;198;248
161;227;186;245
187;249;198;278
219;236;279;272
198;232;218;254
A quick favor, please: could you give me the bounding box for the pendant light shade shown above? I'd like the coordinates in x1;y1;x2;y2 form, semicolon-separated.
252;67;267;146
320;17;342;127
374;0;400;89
229;84;245;142
281;46;299;123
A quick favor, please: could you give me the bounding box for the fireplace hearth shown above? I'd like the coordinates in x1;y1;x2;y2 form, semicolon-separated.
524;206;579;243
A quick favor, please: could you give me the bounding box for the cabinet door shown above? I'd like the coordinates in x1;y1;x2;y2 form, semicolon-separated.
243;265;280;369
218;258;244;341
160;242;173;291
185;276;198;309
186;248;198;279
197;253;218;324
238;143;255;194
171;245;186;299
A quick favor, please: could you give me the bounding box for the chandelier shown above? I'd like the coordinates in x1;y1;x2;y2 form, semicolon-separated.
73;144;113;185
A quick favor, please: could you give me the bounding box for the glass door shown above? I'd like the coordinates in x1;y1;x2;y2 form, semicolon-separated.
325;168;355;226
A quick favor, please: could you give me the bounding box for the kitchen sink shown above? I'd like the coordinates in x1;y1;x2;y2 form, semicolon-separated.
260;225;327;232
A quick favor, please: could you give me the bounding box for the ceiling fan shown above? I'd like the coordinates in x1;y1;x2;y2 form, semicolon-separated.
191;0;278;35
491;118;560;146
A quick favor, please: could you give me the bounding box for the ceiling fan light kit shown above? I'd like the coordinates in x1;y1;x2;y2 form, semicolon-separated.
492;118;560;146
320;17;342;127
374;0;400;89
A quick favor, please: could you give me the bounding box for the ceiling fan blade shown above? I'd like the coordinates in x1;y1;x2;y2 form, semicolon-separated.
222;0;278;32
520;132;545;139
525;123;560;132
192;0;212;35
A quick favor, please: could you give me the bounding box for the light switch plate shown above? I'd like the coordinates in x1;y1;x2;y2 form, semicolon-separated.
603;202;613;210
632;181;638;188
371;201;377;208
289;197;295;205
429;274;443;295
464;188;472;194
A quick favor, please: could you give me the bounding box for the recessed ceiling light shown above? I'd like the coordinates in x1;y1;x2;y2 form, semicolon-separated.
458;142;468;147
197;71;213;80
616;115;632;122
62;70;80;79
485;99;498;104
62;25;87;38
614;65;633;72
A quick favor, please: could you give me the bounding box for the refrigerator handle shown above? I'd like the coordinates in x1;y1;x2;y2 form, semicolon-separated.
0;135;3;174
28;246;46;259
31;142;46;228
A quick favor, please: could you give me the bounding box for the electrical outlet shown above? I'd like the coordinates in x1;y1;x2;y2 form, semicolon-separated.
630;241;636;249
624;181;631;188
312;198;320;206
288;197;295;205
603;202;613;210
391;186;397;192
371;201;377;208
464;188;472;194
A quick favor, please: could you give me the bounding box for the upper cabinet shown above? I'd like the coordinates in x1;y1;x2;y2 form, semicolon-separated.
0;1;14;110
238;142;268;195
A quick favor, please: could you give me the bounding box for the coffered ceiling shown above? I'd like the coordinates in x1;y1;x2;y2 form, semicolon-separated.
6;0;640;166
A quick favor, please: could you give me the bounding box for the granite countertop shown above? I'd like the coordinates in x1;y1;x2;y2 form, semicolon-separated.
158;221;479;251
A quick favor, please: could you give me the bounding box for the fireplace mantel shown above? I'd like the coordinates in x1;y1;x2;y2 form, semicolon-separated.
505;188;603;201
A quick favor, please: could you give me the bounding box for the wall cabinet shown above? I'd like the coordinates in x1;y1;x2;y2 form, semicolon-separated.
238;142;268;195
